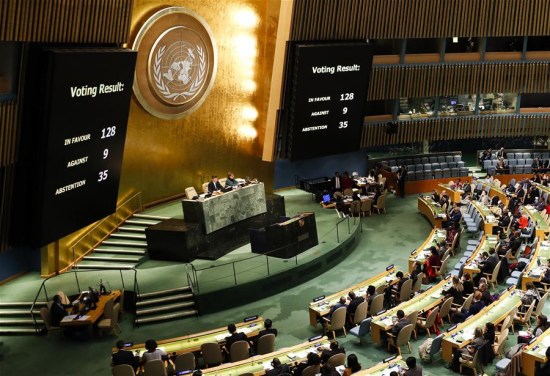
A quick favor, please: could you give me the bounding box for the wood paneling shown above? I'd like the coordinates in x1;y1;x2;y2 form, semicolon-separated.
0;101;18;167
290;0;550;40
361;114;550;148
0;0;134;43
368;62;550;100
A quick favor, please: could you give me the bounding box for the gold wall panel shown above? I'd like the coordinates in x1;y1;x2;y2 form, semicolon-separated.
368;62;550;100
120;0;280;204
290;0;550;40
0;0;133;43
361;115;550;148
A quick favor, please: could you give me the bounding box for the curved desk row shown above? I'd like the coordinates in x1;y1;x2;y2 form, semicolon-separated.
202;337;330;376
461;235;499;277
442;288;521;362
408;228;447;272
115;317;265;355
523;204;550;238
418;196;447;228
308;265;398;327
520;240;550;290
522;327;550;376
370;276;452;344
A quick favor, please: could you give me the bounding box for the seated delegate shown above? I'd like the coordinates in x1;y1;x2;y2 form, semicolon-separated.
225;172;239;188
208;175;224;193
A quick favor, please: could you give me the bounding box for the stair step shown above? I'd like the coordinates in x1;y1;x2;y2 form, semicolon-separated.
76;262;137;270
136;294;194;307
135;310;198;325
133;214;170;221
137;286;192;299
0;310;41;316
125;219;161;226
118;226;147;233
102;240;148;247
94;247;147;255
136;301;195;315
0;318;42;325
110;233;147;240
83;255;142;263
0;327;39;334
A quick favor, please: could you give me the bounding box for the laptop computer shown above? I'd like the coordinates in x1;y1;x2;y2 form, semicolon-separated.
322;193;331;204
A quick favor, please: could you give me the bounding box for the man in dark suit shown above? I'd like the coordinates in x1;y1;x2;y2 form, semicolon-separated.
257;319;277;339
112;340;139;370
207;175;224;193
223;323;249;355
391;310;411;337
332;171;342;193
397;166;407;198
320;341;345;363
346;291;364;322
50;294;68;327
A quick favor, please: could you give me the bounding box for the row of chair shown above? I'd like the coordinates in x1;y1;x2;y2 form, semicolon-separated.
409;167;469;181
483;151;550;161
382;155;463;167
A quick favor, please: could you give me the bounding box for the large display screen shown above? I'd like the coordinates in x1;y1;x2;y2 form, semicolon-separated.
286;42;373;160
15;49;136;247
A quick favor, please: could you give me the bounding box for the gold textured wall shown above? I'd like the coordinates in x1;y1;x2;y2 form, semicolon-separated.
120;0;280;205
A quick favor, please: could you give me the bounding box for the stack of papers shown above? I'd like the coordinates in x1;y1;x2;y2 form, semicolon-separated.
215;334;226;342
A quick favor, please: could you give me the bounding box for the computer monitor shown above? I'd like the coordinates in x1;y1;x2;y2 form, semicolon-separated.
322;193;331;203
450;99;458;106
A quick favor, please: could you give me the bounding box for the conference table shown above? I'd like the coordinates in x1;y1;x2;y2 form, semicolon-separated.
418;196;447;228
461;235;498;277
60;290;121;327
201;336;330;376
354;356;407;376
523;204;550;238
522;327;550;376
520;240;550;290
182;182;267;234
308;265;399;327
118;316;265;355
370;276;451;344
438;183;463;204
441;288;521;362
408;228;447;272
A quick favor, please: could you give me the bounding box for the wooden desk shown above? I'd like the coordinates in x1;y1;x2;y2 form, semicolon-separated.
523;205;550;239
418;196;446;228
479;180;509;206
442;288;521;362
308;266;398;327
201;337;330;376
535;183;550;197
354;356;406;376
60;290;121;327
119;317;265;355
471;201;498;235
370;277;451;344
408;228;447;272
522;328;550;376
438;183;463;204
462;235;498;277
521;240;550;290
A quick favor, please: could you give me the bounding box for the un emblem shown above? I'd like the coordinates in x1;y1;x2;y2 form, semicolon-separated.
132;7;217;119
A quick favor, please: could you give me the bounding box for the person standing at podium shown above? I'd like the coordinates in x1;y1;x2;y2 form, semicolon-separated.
208;175;223;193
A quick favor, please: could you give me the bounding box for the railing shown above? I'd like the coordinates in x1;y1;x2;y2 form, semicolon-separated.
69;192;143;270
30;267;139;333
184;215;362;294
